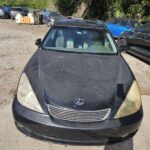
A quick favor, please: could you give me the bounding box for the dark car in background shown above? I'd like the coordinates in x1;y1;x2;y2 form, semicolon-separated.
12;19;143;145
10;7;28;19
0;5;10;18
105;18;141;38
119;22;150;63
42;11;63;26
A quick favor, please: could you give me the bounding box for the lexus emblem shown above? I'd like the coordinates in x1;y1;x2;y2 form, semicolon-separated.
74;98;85;106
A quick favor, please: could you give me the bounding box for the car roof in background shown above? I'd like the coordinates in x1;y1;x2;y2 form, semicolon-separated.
54;19;105;29
11;7;22;8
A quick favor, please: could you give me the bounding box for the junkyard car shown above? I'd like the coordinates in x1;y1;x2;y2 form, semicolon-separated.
10;7;28;19
12;19;143;145
119;22;150;63
42;11;63;26
0;5;10;18
105;18;141;38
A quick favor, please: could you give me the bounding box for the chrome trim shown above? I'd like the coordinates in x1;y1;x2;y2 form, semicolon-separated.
48;105;111;123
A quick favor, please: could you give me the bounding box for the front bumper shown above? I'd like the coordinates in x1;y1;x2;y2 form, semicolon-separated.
12;98;143;145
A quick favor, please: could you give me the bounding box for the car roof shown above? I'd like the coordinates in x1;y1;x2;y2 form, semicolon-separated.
11;7;23;9
54;19;105;29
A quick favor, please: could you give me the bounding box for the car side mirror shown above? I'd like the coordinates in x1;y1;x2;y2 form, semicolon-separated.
35;38;41;47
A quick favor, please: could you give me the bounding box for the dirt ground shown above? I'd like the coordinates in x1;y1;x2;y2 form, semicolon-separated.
0;20;149;150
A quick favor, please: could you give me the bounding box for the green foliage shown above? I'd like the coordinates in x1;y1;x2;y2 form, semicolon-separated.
57;0;81;16
86;0;149;21
0;0;149;21
0;0;53;9
85;0;125;20
127;4;143;18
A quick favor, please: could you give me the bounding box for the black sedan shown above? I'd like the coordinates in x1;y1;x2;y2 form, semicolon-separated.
12;19;143;145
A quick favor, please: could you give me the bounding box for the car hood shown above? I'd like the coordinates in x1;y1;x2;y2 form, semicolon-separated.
25;50;134;112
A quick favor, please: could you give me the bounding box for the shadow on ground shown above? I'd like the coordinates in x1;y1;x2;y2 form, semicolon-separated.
104;138;133;150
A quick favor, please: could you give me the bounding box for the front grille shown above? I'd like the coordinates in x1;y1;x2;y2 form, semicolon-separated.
48;105;111;123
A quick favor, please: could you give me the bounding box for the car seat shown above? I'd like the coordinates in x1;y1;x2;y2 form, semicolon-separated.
55;29;64;48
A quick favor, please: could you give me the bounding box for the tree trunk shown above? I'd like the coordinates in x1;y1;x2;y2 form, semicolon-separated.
73;0;93;18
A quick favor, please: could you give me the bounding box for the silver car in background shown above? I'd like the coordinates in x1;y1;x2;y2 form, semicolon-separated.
0;7;5;18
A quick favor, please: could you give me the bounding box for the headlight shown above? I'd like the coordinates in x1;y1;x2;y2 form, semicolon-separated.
17;73;44;113
115;81;141;118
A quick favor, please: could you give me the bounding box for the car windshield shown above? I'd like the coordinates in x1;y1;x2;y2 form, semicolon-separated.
119;20;130;27
107;18;118;24
42;26;117;54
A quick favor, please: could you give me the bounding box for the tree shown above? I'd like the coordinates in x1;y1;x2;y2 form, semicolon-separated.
73;0;93;18
57;0;80;16
0;0;149;21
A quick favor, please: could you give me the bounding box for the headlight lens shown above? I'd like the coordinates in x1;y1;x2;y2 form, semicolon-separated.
17;73;44;113
115;81;141;118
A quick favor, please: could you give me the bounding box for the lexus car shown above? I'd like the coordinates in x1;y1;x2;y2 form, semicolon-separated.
12;19;143;145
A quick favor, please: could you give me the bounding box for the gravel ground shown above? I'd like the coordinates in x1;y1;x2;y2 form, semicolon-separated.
0;19;149;150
